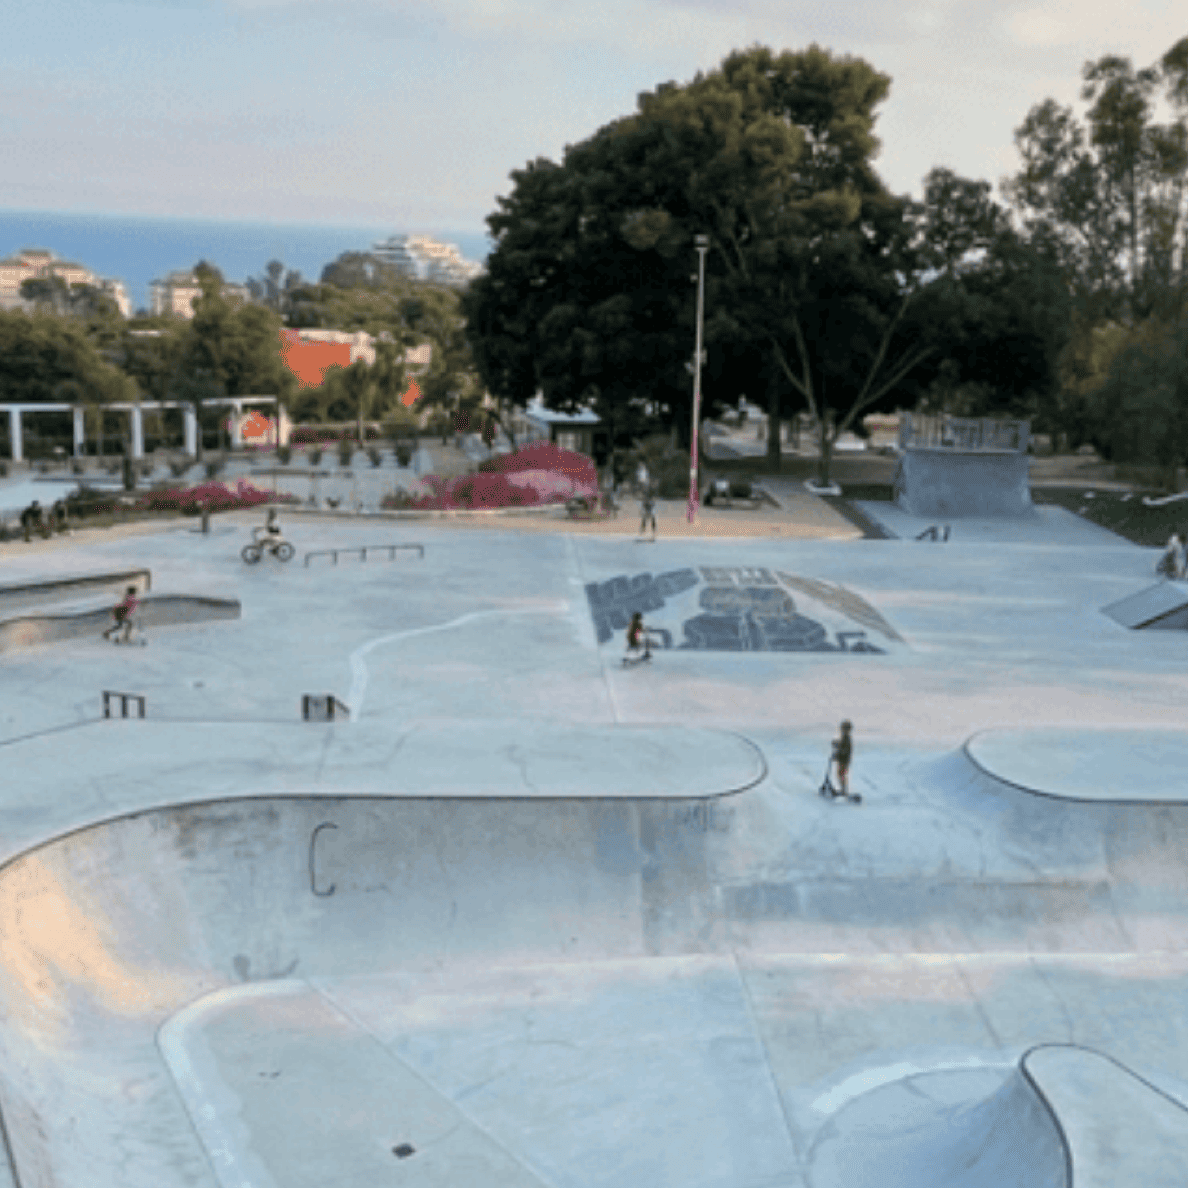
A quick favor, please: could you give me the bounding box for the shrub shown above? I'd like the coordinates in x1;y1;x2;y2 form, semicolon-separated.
205;459;224;479
308;446;323;466
105;460;122;475
133;479;298;516
395;444;412;467
337;439;353;466
168;456;194;478
367;446;383;467
71;459;85;475
0;462;6;477
277;445;292;464
37;463;49;475
478;440;597;486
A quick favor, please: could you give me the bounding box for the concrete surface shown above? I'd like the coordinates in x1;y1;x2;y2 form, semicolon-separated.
2;462;1188;1186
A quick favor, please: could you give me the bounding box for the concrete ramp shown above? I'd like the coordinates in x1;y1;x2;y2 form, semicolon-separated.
806;1064;1067;1188
0;789;782;1188
0;567;151;615
893;448;1033;518
1102;581;1188;629
0;592;241;652
1024;1044;1188;1187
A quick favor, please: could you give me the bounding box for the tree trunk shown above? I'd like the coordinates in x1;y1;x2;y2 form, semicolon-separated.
766;370;783;473
818;414;835;488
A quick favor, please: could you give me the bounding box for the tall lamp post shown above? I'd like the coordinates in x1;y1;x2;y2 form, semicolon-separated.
687;233;710;524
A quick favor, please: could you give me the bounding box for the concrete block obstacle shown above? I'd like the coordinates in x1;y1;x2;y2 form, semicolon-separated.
1102;581;1188;630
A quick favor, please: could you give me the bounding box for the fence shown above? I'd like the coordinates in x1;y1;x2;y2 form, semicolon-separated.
304;544;424;567
899;413;1029;453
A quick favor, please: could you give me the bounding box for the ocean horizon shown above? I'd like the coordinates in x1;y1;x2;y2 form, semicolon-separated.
0;208;494;315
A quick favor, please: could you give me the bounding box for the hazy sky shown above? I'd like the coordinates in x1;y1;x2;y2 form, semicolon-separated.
4;0;1186;239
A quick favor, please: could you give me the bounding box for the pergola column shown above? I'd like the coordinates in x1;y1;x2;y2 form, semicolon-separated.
183;405;197;456
230;400;243;448
8;408;22;463
72;407;85;457
130;407;144;459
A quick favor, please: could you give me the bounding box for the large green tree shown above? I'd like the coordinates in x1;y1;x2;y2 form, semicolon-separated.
465;44;1012;484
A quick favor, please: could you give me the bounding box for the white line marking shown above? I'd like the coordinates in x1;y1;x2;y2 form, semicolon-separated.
347;602;569;721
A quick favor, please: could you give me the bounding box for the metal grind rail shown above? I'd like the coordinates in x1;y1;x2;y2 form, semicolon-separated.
304;544;424;567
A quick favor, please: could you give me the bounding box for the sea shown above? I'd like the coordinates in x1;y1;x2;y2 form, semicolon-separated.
0;208;493;315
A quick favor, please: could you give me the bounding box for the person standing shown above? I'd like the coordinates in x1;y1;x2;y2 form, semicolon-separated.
832;721;854;798
639;486;657;541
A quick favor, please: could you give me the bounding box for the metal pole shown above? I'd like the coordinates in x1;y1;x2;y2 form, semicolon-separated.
687;234;710;524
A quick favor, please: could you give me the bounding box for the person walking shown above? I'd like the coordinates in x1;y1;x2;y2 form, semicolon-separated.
1161;533;1185;579
20;500;45;542
102;586;140;644
639;486;657;541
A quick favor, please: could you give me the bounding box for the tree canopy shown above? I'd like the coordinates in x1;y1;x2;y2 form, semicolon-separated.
463;42;1063;480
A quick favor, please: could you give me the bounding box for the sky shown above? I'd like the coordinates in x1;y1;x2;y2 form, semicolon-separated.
2;0;1186;245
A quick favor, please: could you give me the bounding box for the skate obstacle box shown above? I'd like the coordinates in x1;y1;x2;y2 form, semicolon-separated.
302;694;350;721
1102;582;1188;630
893;414;1033;518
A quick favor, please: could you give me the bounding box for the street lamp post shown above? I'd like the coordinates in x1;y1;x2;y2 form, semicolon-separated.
687;234;710;524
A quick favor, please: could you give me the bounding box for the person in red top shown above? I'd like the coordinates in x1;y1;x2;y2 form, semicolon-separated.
103;587;140;644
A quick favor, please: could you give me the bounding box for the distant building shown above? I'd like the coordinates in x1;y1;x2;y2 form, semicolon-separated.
0;247;131;316
278;328;433;389
512;395;605;459
149;269;251;319
370;234;485;288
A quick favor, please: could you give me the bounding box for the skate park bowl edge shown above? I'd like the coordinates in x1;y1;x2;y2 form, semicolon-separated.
893;447;1033;518
3;721;1188;1186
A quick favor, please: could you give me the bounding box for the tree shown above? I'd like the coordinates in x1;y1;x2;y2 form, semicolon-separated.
466;44;991;485
1084;316;1188;486
0;309;137;457
178;261;298;454
1001;42;1188;328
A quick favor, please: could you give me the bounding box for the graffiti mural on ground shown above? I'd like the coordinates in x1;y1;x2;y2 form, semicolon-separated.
584;566;903;653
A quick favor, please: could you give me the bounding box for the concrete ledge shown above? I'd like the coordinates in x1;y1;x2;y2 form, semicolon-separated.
0;593;241;653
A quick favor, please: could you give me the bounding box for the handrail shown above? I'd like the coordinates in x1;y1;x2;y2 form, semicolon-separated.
304;544;424;567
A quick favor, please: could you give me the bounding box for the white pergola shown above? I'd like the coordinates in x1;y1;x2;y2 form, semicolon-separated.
1;396;284;462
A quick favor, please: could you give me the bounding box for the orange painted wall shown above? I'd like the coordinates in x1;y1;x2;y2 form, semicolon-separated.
278;330;352;389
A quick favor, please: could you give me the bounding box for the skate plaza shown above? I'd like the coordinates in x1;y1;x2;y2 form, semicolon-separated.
1;495;1187;1188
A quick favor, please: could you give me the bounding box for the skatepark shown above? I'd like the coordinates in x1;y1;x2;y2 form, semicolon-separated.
2;440;1188;1186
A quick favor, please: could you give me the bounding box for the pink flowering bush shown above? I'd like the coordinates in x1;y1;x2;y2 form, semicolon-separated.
135;479;297;515
478;441;597;486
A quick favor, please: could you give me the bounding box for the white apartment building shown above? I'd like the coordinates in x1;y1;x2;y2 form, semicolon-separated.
370;234;485;288
149;270;252;319
0;248;131;316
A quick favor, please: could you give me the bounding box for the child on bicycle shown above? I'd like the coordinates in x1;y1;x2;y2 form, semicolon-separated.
252;509;286;553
